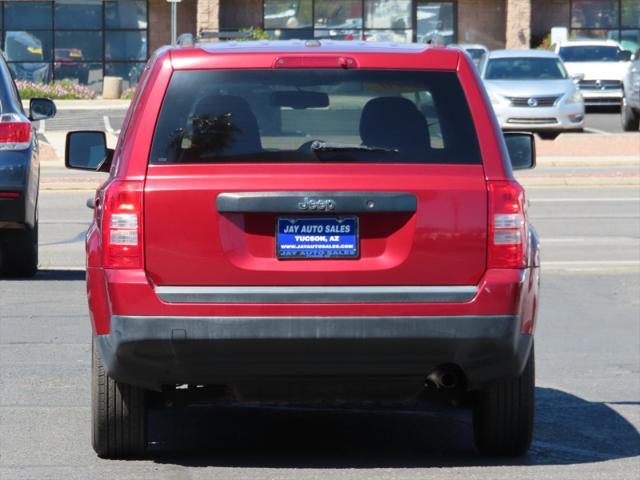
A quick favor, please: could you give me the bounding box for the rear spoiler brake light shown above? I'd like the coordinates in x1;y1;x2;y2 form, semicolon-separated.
273;56;358;69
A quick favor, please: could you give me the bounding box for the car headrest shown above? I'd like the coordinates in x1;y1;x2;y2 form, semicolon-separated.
191;94;262;155
359;96;430;152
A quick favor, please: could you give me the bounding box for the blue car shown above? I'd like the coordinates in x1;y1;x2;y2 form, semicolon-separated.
0;54;55;277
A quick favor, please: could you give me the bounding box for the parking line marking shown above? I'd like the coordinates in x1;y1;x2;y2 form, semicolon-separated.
584;127;612;135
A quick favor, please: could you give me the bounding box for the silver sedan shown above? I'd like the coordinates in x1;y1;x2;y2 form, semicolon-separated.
479;49;585;139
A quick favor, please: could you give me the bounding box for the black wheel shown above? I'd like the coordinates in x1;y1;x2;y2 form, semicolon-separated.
92;338;147;458
3;219;38;278
621;97;640;131
537;131;560;140
472;346;535;456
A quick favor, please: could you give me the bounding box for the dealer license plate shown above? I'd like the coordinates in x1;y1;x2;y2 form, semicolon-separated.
276;217;359;259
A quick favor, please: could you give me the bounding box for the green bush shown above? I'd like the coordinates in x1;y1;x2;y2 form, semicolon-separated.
237;28;272;41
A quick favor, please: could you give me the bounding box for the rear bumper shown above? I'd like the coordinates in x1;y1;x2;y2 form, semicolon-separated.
97;314;533;392
0;195;26;227
581;89;623;106
0;149;37;229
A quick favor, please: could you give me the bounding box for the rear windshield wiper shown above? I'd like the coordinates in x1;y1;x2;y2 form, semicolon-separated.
310;141;398;153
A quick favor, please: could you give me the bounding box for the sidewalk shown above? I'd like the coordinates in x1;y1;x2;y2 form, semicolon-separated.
23;98;131;111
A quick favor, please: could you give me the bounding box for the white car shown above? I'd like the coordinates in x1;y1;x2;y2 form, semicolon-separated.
479;49;585;139
554;39;632;107
450;44;489;67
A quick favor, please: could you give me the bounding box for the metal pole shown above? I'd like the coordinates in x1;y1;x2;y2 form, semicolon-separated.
171;1;177;45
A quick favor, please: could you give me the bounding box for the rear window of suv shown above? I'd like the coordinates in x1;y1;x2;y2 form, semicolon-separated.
150;69;482;165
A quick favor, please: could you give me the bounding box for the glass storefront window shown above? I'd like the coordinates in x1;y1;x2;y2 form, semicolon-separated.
105;62;145;89
364;0;412;30
314;0;362;29
0;1;149;90
416;2;455;45
571;28;618;40
622;0;640;28
55;0;102;30
105;0;147;29
55;31;102;62
5;31;52;62
315;29;362;40
364;29;413;43
54;61;102;87
264;0;312;29
572;0;619;29
4;2;52;29
8;62;51;83
266;28;314;40
105;31;147;61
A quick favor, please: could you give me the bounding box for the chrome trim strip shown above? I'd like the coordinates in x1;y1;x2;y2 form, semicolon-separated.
155;285;478;304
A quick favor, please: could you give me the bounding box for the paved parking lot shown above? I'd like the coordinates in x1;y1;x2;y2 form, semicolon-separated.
1;179;638;479
584;107;625;134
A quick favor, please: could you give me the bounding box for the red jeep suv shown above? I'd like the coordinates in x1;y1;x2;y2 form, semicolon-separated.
66;41;540;459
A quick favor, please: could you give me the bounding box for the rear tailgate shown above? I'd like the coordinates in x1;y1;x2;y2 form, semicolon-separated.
142;67;488;289
144;163;487;286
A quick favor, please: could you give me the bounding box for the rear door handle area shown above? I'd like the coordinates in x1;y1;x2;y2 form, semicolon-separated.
216;191;417;213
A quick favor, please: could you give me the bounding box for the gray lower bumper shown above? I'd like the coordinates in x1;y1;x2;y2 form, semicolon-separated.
98;315;532;392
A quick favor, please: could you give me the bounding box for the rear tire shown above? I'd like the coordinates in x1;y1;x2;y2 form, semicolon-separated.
621;97;640;131
92;338;147;458
3;220;38;278
472;346;535;456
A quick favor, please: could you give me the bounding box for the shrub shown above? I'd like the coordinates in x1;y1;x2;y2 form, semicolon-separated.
17;80;97;100
237;27;272;41
120;87;135;100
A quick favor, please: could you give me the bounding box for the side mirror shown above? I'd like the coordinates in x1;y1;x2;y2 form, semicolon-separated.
571;72;585;82
65;131;113;172
504;132;535;170
29;98;56;121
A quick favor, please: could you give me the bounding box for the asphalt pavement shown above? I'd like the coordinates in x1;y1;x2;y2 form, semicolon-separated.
1;180;638;479
584;107;625;134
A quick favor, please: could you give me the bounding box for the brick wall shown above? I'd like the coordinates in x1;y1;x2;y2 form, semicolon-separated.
531;0;570;47
458;0;506;49
506;0;531;49
197;0;220;33
149;0;198;52
220;0;262;29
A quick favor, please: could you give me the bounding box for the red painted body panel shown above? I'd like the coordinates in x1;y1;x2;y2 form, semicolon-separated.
143;163;487;287
89;267;532;336
83;41;538;341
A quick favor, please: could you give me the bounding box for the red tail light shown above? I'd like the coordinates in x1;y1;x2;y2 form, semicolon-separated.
0;192;21;199
101;180;144;268
488;180;529;268
0;113;32;151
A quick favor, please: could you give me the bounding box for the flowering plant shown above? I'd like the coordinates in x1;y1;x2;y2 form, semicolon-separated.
17;80;97;100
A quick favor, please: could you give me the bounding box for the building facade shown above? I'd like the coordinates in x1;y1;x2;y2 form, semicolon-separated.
1;0;638;91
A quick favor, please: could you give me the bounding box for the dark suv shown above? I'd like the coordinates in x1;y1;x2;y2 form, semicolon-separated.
0;53;55;277
66;41;540;459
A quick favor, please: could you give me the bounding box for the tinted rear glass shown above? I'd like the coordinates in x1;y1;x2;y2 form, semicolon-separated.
558;46;622;62
485;57;568;80
150;69;481;165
